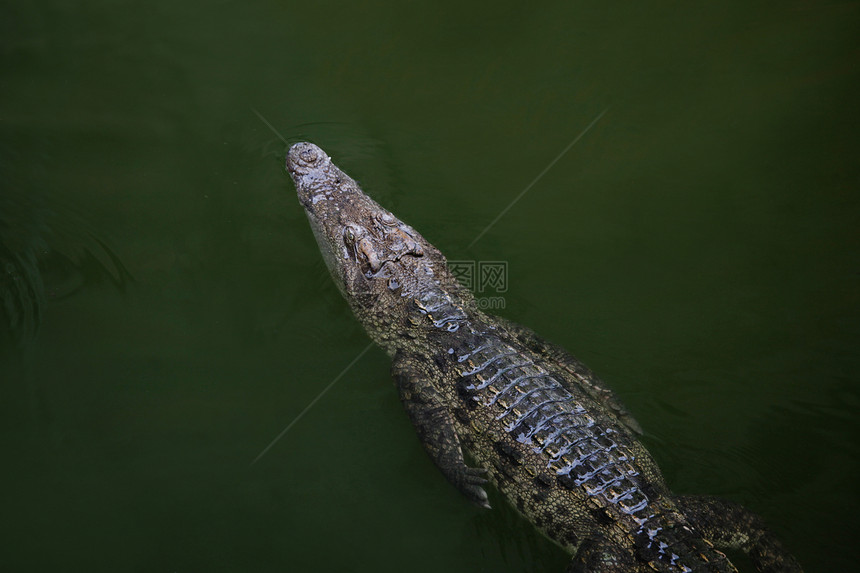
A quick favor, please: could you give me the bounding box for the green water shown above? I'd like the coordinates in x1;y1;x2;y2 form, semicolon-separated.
2;1;858;571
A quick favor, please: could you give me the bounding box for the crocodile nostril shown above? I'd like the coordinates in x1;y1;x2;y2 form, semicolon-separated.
287;142;324;173
300;147;318;164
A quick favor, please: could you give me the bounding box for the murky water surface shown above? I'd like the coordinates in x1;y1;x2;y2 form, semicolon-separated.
2;1;858;571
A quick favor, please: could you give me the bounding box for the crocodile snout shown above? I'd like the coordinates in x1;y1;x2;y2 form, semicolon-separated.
286;142;325;175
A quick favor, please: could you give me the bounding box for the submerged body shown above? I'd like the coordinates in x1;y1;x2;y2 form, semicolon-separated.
286;142;803;572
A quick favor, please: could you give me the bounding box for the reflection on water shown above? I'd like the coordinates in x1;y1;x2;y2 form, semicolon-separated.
0;206;44;348
0;185;129;351
0;0;857;571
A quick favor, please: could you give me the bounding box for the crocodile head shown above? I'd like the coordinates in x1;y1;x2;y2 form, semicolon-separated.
287;142;434;310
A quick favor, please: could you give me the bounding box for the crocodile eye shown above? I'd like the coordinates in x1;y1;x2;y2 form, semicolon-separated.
378;212;397;226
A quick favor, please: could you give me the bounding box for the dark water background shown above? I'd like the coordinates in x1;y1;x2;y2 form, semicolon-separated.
2;1;858;571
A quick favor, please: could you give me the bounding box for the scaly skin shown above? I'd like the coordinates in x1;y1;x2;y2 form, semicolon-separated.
286;142;803;573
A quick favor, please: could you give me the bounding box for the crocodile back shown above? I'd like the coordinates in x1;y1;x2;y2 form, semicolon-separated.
445;327;736;572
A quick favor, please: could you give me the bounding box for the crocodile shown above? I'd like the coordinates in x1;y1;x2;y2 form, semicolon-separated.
286;141;804;573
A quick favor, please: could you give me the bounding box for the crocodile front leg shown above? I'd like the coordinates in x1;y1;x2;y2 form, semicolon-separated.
565;536;643;573
674;495;804;573
392;351;491;508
